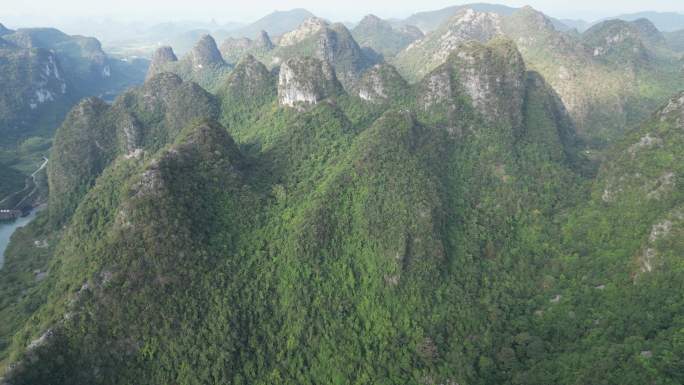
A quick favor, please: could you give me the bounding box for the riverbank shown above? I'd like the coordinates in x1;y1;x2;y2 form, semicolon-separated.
0;207;41;269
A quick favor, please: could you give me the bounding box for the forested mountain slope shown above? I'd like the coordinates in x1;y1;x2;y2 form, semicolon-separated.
0;8;683;385
1;39;594;384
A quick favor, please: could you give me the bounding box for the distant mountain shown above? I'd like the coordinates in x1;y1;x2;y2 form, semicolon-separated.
559;18;591;32
0;22;11;36
0;25;148;146
215;18;378;90
393;7;684;145
0;23;148;212
397;3;575;33
220;30;274;64
610;11;684;32
665;28;684;51
229;9;316;38
565;12;684;34
146;34;231;91
352;15;423;58
399;3;517;32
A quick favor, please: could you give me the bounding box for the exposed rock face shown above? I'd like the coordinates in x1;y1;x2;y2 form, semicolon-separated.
396;9;503;80
279;17;329;46
418;66;455;109
30;50;67;108
146;46;178;80
191;34;225;70
419;39;526;129
277;57;341;110
269;18;375;90
356;63;407;103
314;23;372;88
453;39;525;128
0;26;147;145
4;29;110;78
414;9;501;62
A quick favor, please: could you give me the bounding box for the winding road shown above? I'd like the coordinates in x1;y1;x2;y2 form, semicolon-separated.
0;157;48;209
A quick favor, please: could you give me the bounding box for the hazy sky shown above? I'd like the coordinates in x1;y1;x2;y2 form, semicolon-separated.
2;0;684;26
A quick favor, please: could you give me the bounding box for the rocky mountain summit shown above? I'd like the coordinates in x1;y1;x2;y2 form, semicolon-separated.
146;46;178;80
278;17;329;47
394;5;684;145
277;57;342;110
395;9;504;80
217;17;378;90
190;34;225;70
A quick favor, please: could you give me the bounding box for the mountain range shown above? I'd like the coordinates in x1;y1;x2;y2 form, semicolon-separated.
1;3;684;384
0;25;148;212
392;6;684;146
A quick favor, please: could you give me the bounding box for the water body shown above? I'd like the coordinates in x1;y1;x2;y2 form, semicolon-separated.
0;158;48;269
0;209;39;269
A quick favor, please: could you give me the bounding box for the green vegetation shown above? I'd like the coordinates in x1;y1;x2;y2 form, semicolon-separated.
47;73;219;227
1;10;684;384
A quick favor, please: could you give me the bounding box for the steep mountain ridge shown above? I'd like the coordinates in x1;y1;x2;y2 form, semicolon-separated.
47;72;219;227
1;39;594;384
394;6;684;145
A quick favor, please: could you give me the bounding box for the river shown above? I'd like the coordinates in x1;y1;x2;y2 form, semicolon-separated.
0;158;48;269
0;209;39;269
